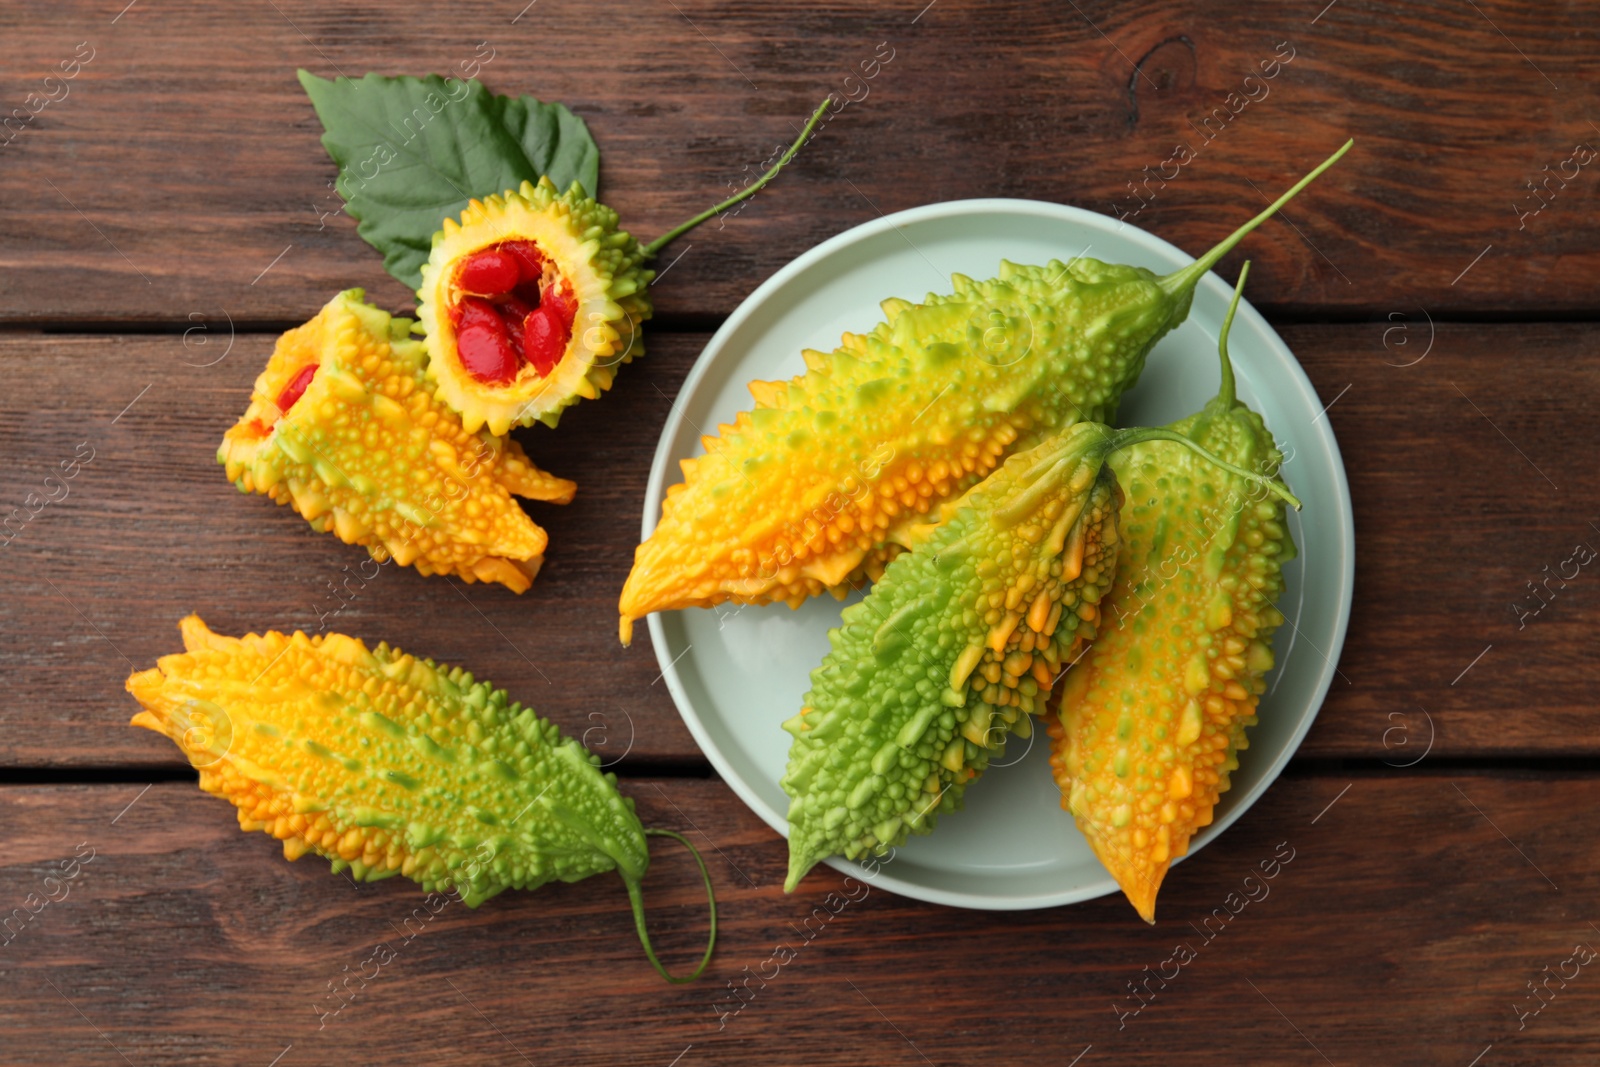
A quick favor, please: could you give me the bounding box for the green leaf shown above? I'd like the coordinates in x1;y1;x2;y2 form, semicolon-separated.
298;70;601;292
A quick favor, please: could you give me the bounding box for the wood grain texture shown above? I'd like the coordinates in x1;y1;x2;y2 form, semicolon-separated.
4;3;1596;1063
1279;321;1600;761
1;0;1597;323
2;323;1597;766
0;328;708;768
2;774;1595;1066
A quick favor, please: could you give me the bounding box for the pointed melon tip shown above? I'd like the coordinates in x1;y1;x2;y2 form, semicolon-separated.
125;667;166;708
783;851;816;893
1117;863;1166;925
178;613;214;652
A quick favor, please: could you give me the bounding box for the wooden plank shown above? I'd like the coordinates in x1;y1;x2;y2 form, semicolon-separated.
1;322;1597;766
0;328;708;767
1279;321;1600;760
1;0;1597;323
1;774;1596;1065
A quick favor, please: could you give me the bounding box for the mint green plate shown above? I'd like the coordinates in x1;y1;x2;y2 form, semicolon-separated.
641;200;1353;911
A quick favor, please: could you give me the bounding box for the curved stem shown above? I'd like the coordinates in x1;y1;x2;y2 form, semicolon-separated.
642;98;832;259
625;828;718;983
1158;139;1353;299
1102;427;1301;510
1216;260;1250;408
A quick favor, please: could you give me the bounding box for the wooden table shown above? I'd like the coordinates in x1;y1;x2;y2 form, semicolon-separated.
3;2;1596;1063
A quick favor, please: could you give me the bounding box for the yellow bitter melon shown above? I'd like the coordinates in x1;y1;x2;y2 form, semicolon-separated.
618;141;1350;645
218;289;574;593
415;101;833;435
415;177;655;435
128;615;715;981
1046;264;1298;923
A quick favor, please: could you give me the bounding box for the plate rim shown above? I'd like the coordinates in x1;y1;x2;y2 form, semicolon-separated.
640;196;1356;910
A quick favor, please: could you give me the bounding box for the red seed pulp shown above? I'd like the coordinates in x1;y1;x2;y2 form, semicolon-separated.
453;249;520;295
276;364;318;411
522;307;564;377
454;297;520;384
449;241;576;385
501;240;546;284
500;294;536;355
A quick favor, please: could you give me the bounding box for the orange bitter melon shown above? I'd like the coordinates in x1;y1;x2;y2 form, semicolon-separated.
415;177;655;435
219;289;574;593
128;615;715;981
618;142;1350;645
414;101;833;435
1046;263;1297;922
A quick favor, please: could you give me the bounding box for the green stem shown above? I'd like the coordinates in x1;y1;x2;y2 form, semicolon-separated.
1100;427;1301;510
641;98;832;259
625;828;718;983
1158;139;1353;299
1216;260;1250;408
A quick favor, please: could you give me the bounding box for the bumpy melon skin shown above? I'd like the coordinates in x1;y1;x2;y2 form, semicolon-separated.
781;423;1123;890
618;259;1181;643
1046;388;1295;923
127;616;648;905
218;290;574;593
417;178;654;435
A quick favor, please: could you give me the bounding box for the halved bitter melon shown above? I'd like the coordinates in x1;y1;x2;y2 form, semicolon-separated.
415;177;653;435
219;289;574;592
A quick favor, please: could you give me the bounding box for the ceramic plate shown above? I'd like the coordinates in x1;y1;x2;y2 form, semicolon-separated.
641;199;1354;910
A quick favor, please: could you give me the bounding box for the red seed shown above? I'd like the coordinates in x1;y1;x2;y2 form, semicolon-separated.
455;296;502;332
504;316;526;357
276;364;318;412
454;300;521;384
522;305;571;377
501;240;546;285
500;295;535;358
458;324;521;384
542;280;578;332
454;249;521;296
500;294;536;321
